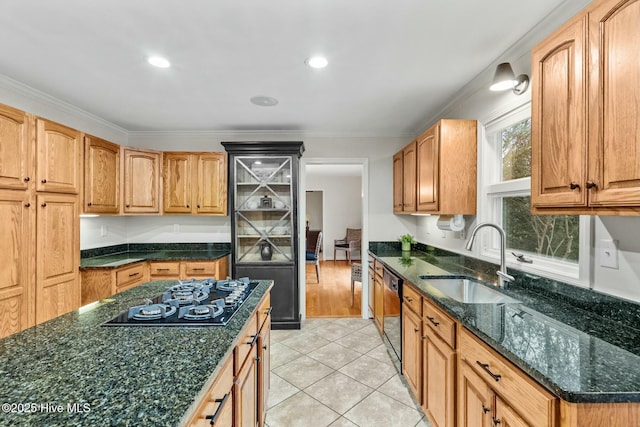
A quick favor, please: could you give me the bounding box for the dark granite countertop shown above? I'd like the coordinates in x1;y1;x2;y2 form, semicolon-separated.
80;250;230;269
0;279;272;427
369;247;640;404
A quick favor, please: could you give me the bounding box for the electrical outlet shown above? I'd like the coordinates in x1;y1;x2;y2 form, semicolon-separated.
100;225;107;237
599;239;619;269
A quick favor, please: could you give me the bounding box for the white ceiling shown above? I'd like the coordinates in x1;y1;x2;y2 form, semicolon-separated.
0;0;564;137
306;164;363;177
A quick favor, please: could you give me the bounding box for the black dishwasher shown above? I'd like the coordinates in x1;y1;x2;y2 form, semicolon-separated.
383;267;402;361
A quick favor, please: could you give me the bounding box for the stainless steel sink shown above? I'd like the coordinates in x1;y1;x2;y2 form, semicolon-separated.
418;276;520;304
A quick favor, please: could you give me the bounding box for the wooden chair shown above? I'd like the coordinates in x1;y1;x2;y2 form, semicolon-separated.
333;228;361;264
306;231;323;283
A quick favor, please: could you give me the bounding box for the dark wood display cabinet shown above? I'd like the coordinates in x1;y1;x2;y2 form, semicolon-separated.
222;141;304;329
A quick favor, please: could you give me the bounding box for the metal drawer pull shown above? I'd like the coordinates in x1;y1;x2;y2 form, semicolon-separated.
404;296;413;302
246;334;258;347
426;316;440;327
264;306;273;316
586;181;597;189
569;182;580;190
156;268;170;271
129;272;140;277
493;418;501;425
476;361;501;381
482;405;490;414
414;327;419;333
205;392;229;425
191;268;205;271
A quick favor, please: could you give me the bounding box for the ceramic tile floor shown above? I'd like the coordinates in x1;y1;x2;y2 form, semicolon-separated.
265;317;432;427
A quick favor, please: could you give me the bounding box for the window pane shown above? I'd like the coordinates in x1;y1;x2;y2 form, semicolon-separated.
502;196;579;262
501;118;531;181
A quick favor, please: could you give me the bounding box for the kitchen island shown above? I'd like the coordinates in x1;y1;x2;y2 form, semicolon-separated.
0;279;272;427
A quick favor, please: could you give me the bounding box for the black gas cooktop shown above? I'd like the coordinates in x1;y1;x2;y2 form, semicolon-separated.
103;277;259;327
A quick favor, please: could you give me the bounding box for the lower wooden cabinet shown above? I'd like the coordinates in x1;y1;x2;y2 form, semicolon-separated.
458;359;494;427
373;272;384;333
148;257;229;281
235;345;258;427
423;326;456;427
402;303;422;400
186;354;234;427
257;301;271;427
81;262;148;305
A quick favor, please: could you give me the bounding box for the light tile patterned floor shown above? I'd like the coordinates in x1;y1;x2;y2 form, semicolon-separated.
266;317;431;427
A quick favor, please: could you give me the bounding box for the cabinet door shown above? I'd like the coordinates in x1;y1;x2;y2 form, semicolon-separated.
416;125;439;212
374;274;384;333
257;317;271;427
84;136;120;213
423;327;455;427
531;17;587;208
495;396;531;427
393;151;404;213
368;267;374;315
36;193;79;324
587;0;640;207
123;148;160;213
235;345;258;427
0;104;30;190
163;152;193;213
196;152;227;215
36;118;82;194
458;361;493;427
402;306;422;402
402;141;417;212
0;190;32;337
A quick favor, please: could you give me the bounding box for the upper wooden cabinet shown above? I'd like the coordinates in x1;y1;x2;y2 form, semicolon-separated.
84;135;120;214
123;147;161;214
36;118;82;194
394;119;477;215
0;104;31;190
531;0;640;215
163;152;227;215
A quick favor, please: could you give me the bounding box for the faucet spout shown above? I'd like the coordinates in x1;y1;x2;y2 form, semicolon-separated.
465;222;515;288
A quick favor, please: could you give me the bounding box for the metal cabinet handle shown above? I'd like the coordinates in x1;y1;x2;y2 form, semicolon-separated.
493;418;501;425
24;203;30;208
41;203;47;208
586;181;597;189
197;204;200;208
246;334;258;347
23;177;30;182
88;202;92;206
41;179;47;183
569;182;580;190
483;405;490;414
265;306;273;316
427;316;440;327
192;268;205;271
186;204;190;208
414;327;419;333
156;268;170;272
476;361;501;382
205;392;229;425
404;296;413;302
129;272;140;277
126;204;130;208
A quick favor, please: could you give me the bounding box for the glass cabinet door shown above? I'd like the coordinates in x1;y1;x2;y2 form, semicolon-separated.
233;156;293;263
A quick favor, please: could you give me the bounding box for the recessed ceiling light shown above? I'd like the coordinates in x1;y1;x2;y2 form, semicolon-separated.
250;96;279;107
147;56;171;68
305;56;328;69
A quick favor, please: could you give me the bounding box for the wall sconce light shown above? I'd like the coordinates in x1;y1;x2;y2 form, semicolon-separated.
490;62;529;95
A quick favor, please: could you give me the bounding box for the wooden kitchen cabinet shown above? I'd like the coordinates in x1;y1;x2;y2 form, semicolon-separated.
531;0;640;215
84;135;120;214
402;299;422;401
35;118;82;194
416;119;477;215
35;193;80;324
367;255;375;316
373;260;384;334
123;147;161;214
458;358;494;427
186;354;234;427
459;328;557;427
257;295;271;427
163;151;227;215
148;261;182;278
393;141;417;214
422;298;457;427
393;151;404;213
0;189;33;338
114;262;148;293
0;104;31;191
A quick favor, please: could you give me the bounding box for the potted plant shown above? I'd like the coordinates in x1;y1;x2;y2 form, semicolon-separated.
399;234;416;252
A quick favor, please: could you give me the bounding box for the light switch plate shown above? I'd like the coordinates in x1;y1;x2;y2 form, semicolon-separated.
599;239;619;269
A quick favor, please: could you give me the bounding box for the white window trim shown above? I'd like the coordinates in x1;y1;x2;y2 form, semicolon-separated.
475;101;592;288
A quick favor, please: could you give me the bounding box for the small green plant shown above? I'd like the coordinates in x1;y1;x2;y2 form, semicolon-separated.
398;234;417;244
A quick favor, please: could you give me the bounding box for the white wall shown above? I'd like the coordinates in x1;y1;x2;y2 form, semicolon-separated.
306;191;323;230
306;174;362;260
80;216;128;250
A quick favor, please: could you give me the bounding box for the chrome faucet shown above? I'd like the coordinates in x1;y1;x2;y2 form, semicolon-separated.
465;223;515;288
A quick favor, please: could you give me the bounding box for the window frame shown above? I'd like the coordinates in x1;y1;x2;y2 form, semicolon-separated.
476;101;592;287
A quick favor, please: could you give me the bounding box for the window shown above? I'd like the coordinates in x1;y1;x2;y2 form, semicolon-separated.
478;103;590;283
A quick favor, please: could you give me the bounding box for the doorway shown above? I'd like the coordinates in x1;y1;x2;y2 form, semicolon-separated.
300;159;368;319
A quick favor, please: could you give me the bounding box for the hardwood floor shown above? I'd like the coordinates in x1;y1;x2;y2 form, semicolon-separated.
305;260;364;318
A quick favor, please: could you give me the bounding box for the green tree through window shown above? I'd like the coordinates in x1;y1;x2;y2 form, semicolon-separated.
499;119;579;262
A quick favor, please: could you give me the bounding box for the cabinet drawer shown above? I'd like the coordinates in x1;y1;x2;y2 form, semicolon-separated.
374;259;384;278
403;284;422;316
187;354;234;426
460;328;557;427
423;298;456;349
184;261;215;277
234;312;258;375
257;294;271;331
149;261;180;276
115;263;146;288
